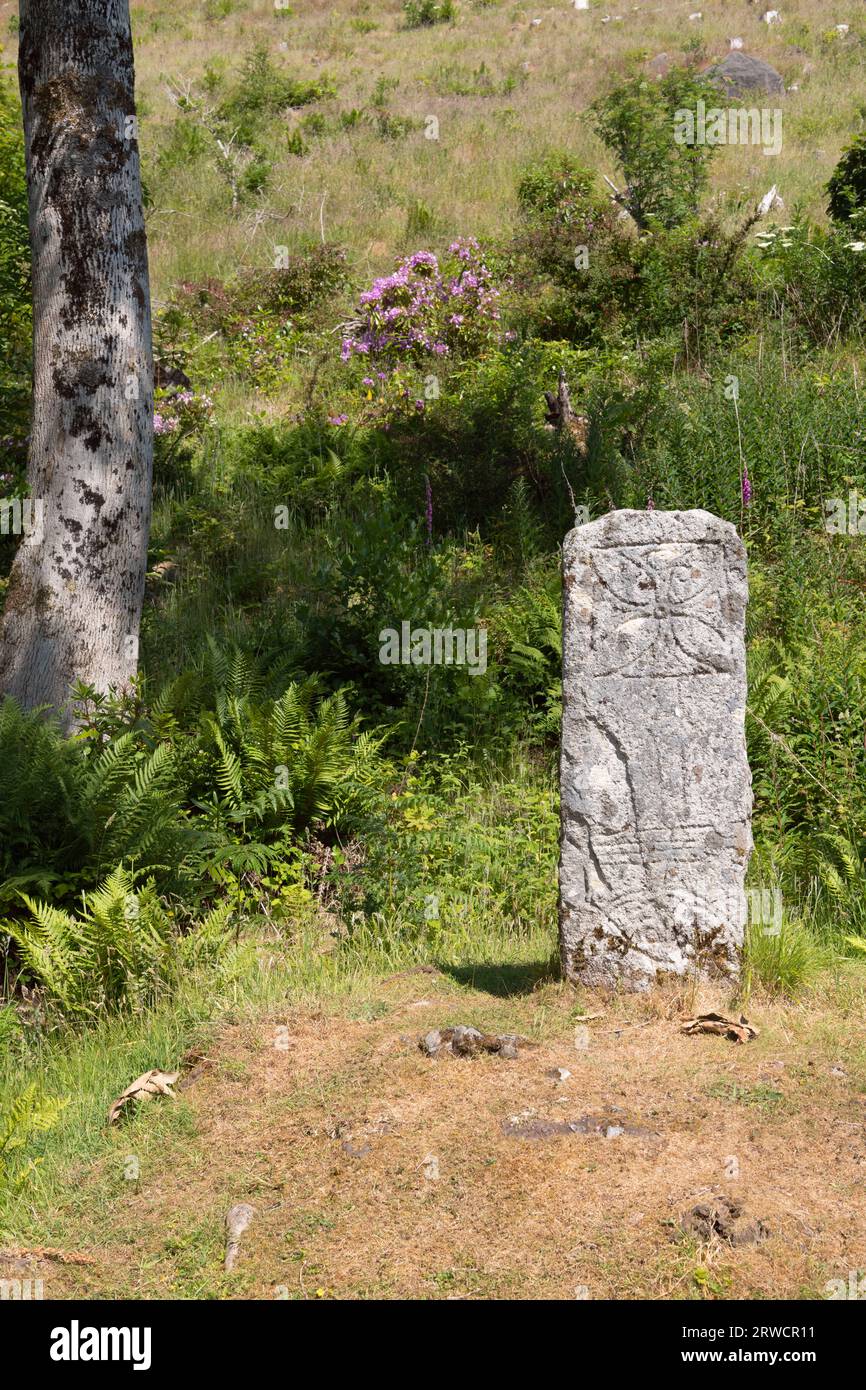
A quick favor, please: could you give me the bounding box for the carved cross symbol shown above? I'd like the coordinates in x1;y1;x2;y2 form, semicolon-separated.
591;545;732;677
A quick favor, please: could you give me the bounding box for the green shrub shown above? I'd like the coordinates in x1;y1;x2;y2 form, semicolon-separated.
154;246;350;392
511;154;757;356
754;219;866;345
826;131;866;226
490;555;562;741
155;115;210;177
216;45;334;147
746;629;866;944
511;156;635;343
588;68;718;230
403;0;456;28
352;338;592;533
516;155;600;225
225;246;349;320
624;210;760;357
324;750;557;942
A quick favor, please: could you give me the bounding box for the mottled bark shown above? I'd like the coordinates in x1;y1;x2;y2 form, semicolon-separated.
0;0;153;729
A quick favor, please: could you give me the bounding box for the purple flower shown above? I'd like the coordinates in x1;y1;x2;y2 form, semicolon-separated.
646;496;655;511
424;474;433;546
340;241;501;408
407;251;439;272
449;236;480;262
742;472;753;506
328;413;349;426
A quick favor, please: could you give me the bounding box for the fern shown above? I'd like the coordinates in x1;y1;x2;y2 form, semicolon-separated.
493;560;563;734
0;655;387;969
0;698;84;891
0;1084;68;1190
197;670;386;837
3;867;228;1019
178;900;234;967
79;737;199;878
0;698;204;906
498;477;544;564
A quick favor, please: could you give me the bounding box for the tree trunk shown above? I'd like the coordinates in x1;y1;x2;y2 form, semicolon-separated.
0;0;153;730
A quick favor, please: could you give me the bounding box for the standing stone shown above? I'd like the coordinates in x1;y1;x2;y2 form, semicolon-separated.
559;510;752;991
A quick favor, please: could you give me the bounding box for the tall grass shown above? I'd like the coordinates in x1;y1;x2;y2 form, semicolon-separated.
52;0;859;308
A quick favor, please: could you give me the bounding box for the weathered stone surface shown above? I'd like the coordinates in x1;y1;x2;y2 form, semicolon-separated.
559;510;752;992
705;52;785;98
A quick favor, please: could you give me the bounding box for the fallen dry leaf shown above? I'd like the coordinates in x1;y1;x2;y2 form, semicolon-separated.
680;1013;758;1044
107;1069;179;1124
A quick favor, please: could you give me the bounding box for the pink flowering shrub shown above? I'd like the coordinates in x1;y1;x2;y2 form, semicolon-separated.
153;389;214;450
340;239;507;418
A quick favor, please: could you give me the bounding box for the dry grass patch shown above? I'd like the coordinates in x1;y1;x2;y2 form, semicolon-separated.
11;967;865;1300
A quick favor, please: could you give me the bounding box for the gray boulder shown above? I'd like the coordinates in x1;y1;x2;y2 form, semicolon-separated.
705;52;785;99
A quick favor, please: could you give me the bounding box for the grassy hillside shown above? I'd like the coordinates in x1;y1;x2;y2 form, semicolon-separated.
4;1;858;293
130;0;865;294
